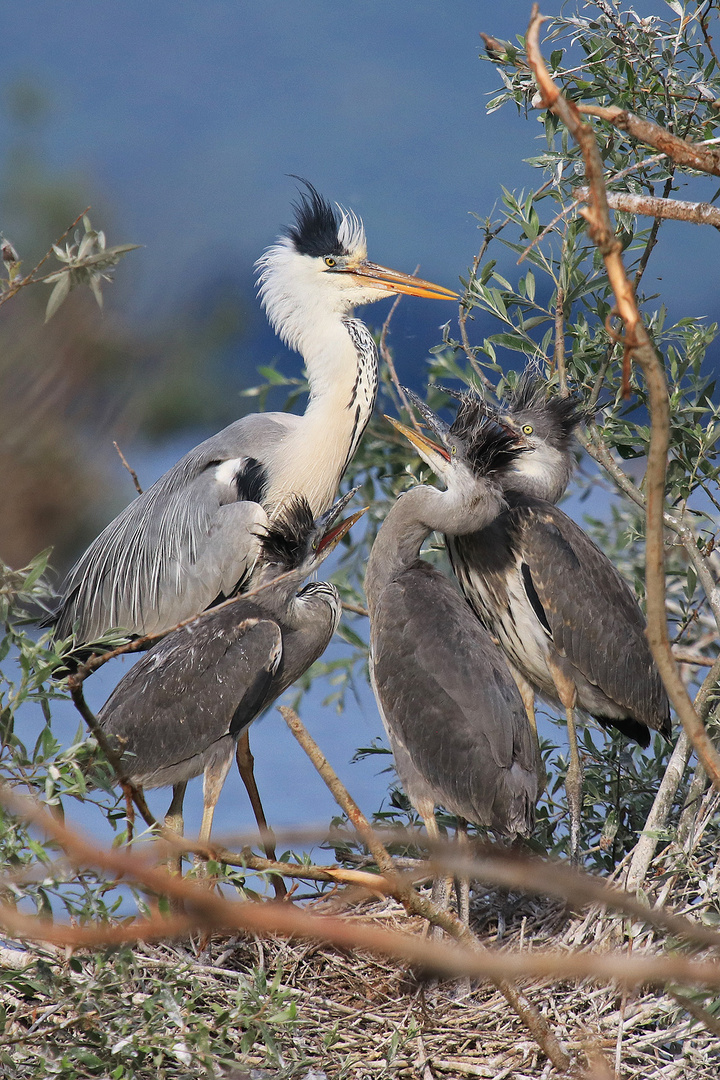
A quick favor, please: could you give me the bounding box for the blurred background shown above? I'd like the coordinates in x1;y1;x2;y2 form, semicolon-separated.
2;1;718;840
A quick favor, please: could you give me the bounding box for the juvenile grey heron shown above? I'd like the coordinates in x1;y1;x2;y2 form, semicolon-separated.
416;389;671;862
442;372;586;504
98;490;366;852
365;413;540;902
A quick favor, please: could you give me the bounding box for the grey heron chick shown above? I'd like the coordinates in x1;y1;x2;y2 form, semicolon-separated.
418;389;671;862
48;181;456;643
365;415;540;856
98;490;366;849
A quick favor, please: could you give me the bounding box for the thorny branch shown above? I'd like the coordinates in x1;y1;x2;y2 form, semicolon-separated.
527;5;720;793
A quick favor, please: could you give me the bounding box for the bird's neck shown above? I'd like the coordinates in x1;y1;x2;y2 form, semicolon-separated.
505;445;572;504
267;315;378;516
365;482;505;616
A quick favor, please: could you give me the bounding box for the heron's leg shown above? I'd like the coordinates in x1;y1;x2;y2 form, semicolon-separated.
510;666;547;797
563;704;583;864
454;818;470;928
418;803;449;931
548;660;582;864
198;751;234;850
235;730;287;900
164;781;187;876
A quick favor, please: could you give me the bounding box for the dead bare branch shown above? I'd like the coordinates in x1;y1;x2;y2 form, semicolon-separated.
576;187;720;228
577;103;720;176
112;441;144;494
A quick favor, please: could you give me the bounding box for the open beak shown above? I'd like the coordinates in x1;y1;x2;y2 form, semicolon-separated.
317;506;368;554
385;415;451;474
347;261;458;301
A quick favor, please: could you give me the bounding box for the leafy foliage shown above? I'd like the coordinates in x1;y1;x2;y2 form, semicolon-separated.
3;2;720;1073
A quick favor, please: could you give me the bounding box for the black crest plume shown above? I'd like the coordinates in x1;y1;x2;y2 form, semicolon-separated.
467;417;527;478
449;395;525;477
507;373;587;442
286;178;344;258
448;390;492;443
257;496;315;569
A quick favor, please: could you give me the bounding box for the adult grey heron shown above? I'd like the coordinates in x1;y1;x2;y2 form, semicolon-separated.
48;181;455;642
46;180;455;865
98;489;366;853
365;411;540;911
416;389;671;862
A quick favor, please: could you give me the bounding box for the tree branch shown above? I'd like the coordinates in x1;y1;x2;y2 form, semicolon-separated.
526;5;720;791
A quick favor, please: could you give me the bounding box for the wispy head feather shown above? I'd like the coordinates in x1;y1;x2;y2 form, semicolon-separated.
448;391;492;443
337;205;367;259
465;416;527;479
257;496;315;569
286;179;344;258
506;372;587;444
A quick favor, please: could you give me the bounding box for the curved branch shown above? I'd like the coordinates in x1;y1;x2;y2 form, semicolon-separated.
526;5;720;790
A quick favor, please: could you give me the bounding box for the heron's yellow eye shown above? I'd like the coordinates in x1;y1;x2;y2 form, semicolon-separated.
450;445;457;455
312;540;318;550
522;424;534;435
325;257;336;268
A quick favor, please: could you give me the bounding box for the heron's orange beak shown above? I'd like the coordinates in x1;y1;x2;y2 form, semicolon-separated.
317;507;368;554
348;261;458;301
385;416;451;467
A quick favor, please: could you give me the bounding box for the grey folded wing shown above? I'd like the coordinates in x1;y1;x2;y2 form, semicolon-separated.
514;504;670;735
50;413;297;640
371;565;538;836
98;614;282;787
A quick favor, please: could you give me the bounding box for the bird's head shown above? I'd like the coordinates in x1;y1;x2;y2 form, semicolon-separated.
256;180;457;351
388;388;528;494
490;374;587;502
257;488;366;576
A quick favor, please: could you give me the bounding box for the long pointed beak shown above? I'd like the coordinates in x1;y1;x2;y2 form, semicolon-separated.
402;387;452;445
347;261;458;301
317;506;368;555
385;415;451;474
318;485;361;533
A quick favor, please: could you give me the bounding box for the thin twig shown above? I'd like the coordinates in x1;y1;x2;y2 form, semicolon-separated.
342;600;369;617
0;208;89;310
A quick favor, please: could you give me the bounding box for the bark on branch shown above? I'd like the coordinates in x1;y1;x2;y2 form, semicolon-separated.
526;5;720;792
576;187;720;228
577;104;720;177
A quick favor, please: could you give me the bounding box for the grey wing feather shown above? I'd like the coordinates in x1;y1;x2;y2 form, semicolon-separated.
98;612;282;787
51;413;297;640
371;564;538;836
516;505;670;735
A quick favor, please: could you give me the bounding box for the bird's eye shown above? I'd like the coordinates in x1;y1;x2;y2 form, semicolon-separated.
324;257;336;268
522;424;534;435
312;540;318;550
450;445;457;455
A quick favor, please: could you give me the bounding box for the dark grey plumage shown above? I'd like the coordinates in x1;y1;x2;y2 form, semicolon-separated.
427;388;670;861
366;416;539;840
441;389;670;747
448;498;671;747
98;492;362;842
